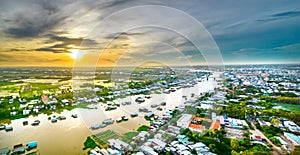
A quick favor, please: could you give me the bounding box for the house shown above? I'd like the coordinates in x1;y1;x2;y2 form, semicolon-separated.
134;131;149;142
176;135;189;144
177;114;193;128
188;124;205;133
251;135;262;141
140;145;158;155
209;120;221;130
284;132;300;146
274;136;287;146
107;139;132;152
283;121;300;132
167;125;181;134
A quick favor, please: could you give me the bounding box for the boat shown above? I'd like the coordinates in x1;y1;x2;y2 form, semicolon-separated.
150;104;159;108
116;118;122;123
102;118;114;125
0;125;5;130
71;114;78;118
5;125;13;131
156;107;163;111
26;141;37;150
23;121;28;126
91;124;101;130
121;116;129;121
130;113;138;117
12;144;25;154
58;116;66;120
135;97;145;103
0;147;9;155
51;118;57;123
121;101;131;105
31;120;40;126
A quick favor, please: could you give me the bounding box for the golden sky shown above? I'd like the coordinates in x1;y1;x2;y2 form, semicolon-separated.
0;0;299;67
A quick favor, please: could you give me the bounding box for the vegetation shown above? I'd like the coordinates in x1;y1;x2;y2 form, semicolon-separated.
122;132;139;143
277;96;300;104
83;136;98;150
182;129;271;155
273;103;300;113
137;125;149;132
93;130;122;146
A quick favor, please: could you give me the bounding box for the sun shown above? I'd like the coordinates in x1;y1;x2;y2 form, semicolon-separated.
69;49;79;59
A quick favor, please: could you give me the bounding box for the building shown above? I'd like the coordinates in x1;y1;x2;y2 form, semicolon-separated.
177;114;193;128
188;124;205;133
107;139;132;152
209;120;221;130
283;121;300;132
140;145;158;155
284;132;300;146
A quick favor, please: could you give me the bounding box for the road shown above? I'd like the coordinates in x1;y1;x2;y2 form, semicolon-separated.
250;122;285;155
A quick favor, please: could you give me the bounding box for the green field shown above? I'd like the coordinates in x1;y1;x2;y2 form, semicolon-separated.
93;130;122;145
273;103;300;113
0;82;22;86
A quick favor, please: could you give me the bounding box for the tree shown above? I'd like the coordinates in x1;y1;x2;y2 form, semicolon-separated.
290;146;300;155
230;139;240;151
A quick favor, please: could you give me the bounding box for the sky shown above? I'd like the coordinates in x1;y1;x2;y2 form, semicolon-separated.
0;0;299;67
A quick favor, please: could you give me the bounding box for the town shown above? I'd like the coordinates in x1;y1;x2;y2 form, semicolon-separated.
0;65;300;155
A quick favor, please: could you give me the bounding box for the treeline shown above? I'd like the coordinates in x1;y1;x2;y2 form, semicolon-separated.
276;96;300;104
182;129;271;155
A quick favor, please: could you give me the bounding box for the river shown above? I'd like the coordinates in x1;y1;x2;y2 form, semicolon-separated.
0;72;221;155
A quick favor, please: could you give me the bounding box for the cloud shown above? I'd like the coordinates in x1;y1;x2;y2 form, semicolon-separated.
0;0;300;66
257;10;300;22
35;34;97;53
2;1;69;38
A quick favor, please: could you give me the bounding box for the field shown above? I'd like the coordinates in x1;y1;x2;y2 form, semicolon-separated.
273;103;300;113
92;130;138;147
93;130;122;145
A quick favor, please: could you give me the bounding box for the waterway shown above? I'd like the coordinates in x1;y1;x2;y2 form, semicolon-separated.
0;72;221;155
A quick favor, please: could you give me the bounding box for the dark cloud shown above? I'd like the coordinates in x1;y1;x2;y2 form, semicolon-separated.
36;47;69;53
271;10;300;18
104;32;144;40
257;10;300;22
2;0;68;38
36;34;97;53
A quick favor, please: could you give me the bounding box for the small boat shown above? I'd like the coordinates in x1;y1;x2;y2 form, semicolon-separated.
5;125;13;131
91;124;101;130
58;116;66;120
26;141;38;150
130;113;138;117
71;114;78;118
31;120;40;126
12;144;25;154
160;102;166;106
51;118;57;123
0;125;5;130
116;118;122;123
121;116;129;121
0;147;9;155
102;118;114;125
23;121;28;126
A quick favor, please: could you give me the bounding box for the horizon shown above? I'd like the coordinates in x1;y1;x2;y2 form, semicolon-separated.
0;1;300;67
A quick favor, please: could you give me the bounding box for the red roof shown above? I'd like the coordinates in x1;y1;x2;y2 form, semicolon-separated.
213;120;220;130
189;124;205;130
255;135;261;139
